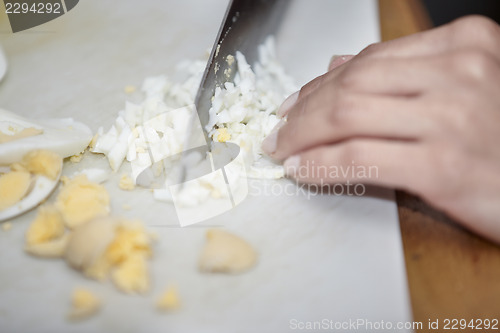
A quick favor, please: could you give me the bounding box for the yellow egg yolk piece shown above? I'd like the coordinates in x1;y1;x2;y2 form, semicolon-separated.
0;127;43;144
105;221;152;265
118;174;135;191
156;285;181;311
111;253;149;293
215;127;231;142
55;175;110;228
64;217;154;293
0;170;31;211
67;288;100;321
25;233;69;258
21;149;62;180
25;205;65;245
199;229;257;274
2;222;12;231
69;153;83;163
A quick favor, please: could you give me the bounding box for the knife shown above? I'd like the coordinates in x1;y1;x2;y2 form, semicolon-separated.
195;0;288;144
177;0;288;185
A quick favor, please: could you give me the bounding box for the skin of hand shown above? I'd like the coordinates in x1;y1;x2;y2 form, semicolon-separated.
262;15;500;244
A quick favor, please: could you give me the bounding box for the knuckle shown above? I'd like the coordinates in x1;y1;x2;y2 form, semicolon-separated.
451;15;500;52
335;57;374;91
449;50;497;81
453;15;500;41
336;65;359;90
327;92;355;129
339;141;367;167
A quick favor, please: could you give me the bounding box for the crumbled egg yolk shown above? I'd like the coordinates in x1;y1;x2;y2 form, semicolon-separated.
106;222;152;293
111;253;149;293
64;218;116;280
2;222;12;231
199;229;257;274
9;162;27;172
105;222;152;265
21;149;62;180
55;175;110;229
215;127;231;143
69;153;83;163
88;133;99;150
156;285;181;311
25;233;69;258
60;175;70;185
124;85;136;94
0;170;31;211
65;218;154;293
24;204;69;258
0;127;42;144
68;288;100;321
25;205;65;245
83;254;112;281
119;174;135;191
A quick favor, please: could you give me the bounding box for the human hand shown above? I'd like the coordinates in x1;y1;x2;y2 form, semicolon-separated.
262;16;500;243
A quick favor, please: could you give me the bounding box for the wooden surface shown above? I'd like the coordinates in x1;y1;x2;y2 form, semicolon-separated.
379;0;500;329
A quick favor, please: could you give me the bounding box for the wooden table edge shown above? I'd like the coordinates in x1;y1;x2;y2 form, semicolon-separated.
379;0;500;327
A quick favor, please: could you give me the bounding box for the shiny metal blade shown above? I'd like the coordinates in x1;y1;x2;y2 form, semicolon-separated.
176;0;288;187
195;0;288;145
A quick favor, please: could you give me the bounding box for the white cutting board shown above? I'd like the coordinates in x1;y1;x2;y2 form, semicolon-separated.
0;1;413;332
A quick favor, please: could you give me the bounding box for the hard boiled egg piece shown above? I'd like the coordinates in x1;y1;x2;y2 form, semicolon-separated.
0;162;62;222
0;108;93;165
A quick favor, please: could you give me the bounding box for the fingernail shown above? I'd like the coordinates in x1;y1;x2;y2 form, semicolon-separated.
284;155;301;176
277;91;299;118
261;131;278;155
328;55;354;71
261;120;286;155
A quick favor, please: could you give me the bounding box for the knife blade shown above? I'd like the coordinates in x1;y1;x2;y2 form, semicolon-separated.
195;0;288;146
176;0;288;186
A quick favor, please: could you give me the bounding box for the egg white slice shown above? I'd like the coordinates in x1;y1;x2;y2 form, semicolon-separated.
0;108;93;165
0;163;62;221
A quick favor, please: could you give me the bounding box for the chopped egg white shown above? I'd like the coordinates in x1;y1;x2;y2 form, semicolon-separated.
206;38;296;178
70;168;110;184
92;37;295;207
